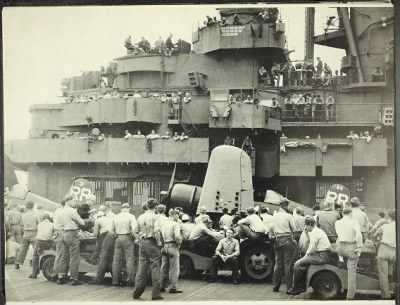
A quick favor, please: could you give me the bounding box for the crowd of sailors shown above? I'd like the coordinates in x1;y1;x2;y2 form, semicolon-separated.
124;34;186;57
259;57;386;89
201;8;279;28
4;192;395;300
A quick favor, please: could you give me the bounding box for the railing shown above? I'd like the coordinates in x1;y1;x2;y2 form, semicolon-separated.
5;138;209;164
281;103;391;124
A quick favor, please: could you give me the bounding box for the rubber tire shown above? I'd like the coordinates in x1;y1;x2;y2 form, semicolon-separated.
41;256;55;281
311;271;341;300
179;255;194;278
241;245;274;281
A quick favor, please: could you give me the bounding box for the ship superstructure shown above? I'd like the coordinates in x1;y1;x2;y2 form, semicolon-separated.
5;6;394;216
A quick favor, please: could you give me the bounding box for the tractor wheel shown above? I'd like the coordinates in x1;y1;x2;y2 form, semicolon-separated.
179;255;194;278
241;245;274;281
41;256;55;281
311;271;341;300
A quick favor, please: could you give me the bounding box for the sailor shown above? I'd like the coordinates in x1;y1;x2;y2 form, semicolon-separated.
223;136;235;146
237;207;266;240
269;199;297;293
195;206;208;224
325;95;335;121
370;211;389;242
110;203;137;286
133;198;163;301
160;209;183;293
219;208;233;229
220;17;227;26
287;216;331;295
270;62;280;86
292;208;305;242
29;214;54;279
138;36;151;53
36;204;46;222
189;215;223;257
156;204;168;228
296;94;305;120
155;36;164;54
241;136;254;155
375;210;396;299
284;96;293;121
317;200;341;243
57;199;85;285
335;206;363;300
180;215;195;240
6;204;23;244
15;201;41;270
349;197;371;242
312;95;324;122
183;92;192;103
91;210;111;264
243;95;253;104
173;132;180;141
315;57;323;77
124;130;133;140
124;35;134;52
209;228;240;284
50;197;68;282
259;206;274;233
133;130;145;139
89;201;120;285
161;131;171;139
233;14;242;25
323;63;333;85
146;130;161;140
180;132;189;141
165;34;174;56
371;66;385;82
347;130;360;140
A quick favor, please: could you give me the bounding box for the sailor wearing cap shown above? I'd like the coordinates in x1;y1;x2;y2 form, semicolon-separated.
50;196;69;282
133;198;163;300
110;202;137;287
89;201;121;285
335;206;363;300
91;209;112;264
57;198;85;285
287;216;331;295
160;209;183;293
188;214;223;258
15;201;41;270
189;214;216;240
180;214;195;240
269;199;297;293
6;203;23;244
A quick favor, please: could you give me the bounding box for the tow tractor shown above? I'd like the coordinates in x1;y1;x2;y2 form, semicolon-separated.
306;242;396;299
39;234;101;281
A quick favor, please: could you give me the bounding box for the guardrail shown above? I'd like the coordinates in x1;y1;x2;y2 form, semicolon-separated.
281;103;391;123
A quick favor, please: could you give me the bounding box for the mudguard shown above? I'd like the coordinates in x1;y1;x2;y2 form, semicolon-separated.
307;264;395;295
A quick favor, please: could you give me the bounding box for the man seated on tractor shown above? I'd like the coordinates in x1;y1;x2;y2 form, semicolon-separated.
237;207;266;240
287;216;331;295
208;228;240;284
189;215;223;257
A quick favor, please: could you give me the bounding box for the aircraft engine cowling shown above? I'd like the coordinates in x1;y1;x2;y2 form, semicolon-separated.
170;184;202;215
